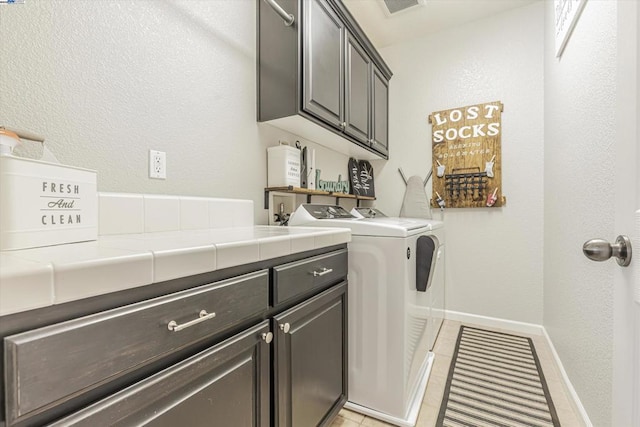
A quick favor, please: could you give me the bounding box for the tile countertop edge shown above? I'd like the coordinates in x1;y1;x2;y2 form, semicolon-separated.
0;254;55;316
0;226;351;316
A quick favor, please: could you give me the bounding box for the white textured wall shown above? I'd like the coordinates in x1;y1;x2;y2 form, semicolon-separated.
543;1;616;425
0;0;349;224
376;2;544;324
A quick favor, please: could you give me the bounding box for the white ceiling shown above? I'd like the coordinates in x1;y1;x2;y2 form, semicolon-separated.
342;0;539;48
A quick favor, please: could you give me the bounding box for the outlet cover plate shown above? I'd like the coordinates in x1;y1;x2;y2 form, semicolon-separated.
149;150;166;179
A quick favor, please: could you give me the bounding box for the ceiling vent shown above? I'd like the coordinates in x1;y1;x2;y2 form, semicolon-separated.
381;0;426;15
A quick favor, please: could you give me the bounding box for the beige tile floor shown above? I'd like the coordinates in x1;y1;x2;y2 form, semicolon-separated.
331;320;586;427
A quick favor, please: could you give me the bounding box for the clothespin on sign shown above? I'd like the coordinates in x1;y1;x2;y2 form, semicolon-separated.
435;191;445;210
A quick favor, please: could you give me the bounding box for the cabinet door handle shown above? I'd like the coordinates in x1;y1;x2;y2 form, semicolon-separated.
167;310;216;332
280;323;291;333
312;267;333;277
261;332;274;344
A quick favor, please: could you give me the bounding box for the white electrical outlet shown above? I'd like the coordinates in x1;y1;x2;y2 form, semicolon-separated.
149;150;166;179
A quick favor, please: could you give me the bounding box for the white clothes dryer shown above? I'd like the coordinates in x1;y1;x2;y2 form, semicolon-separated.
289;204;445;427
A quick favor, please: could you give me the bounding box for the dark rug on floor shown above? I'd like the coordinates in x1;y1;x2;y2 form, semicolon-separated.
436;326;560;427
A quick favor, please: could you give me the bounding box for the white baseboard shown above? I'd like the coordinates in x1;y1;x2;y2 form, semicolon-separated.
541;328;593;427
443;310;592;426
444;310;544;335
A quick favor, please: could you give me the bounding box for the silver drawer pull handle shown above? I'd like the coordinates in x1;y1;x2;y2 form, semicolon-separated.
167;310;216;332
312;267;333;277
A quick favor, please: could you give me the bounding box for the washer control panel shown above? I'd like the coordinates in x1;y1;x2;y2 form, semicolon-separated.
352;207;387;218
301;204;354;219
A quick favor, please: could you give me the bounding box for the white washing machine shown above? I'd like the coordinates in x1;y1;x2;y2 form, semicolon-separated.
289;204;445;427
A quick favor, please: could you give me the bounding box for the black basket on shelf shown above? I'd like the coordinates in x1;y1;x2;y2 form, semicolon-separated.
444;167;488;201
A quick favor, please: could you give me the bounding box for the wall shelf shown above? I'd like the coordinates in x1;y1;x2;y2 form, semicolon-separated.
264;186;375;209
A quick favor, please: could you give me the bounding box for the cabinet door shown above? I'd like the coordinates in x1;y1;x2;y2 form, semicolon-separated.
371;67;389;157
274;283;347;427
48;322;272;427
344;33;371;145
303;0;344;130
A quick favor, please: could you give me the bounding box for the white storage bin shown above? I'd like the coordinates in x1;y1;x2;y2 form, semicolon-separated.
267;144;300;187
0;155;97;250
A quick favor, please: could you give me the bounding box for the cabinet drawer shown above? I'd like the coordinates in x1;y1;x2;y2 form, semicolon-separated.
4;270;269;426
47;321;271;427
273;249;347;305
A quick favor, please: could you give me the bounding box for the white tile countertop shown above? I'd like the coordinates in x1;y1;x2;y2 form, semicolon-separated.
0;226;350;316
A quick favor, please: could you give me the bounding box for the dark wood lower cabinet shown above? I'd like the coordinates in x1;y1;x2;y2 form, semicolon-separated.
5;271;270;426
1;246;348;427
48;321;271;427
275;283;348;427
49;284;349;427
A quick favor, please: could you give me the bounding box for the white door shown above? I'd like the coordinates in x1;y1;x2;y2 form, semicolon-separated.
610;1;639;425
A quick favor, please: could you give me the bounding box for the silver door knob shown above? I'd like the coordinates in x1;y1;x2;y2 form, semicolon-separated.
583;235;632;267
279;323;290;333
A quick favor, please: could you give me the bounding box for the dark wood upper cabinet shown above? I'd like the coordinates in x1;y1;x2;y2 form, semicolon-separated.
371;66;389;157
258;0;392;160
303;0;345;130
344;33;371;145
